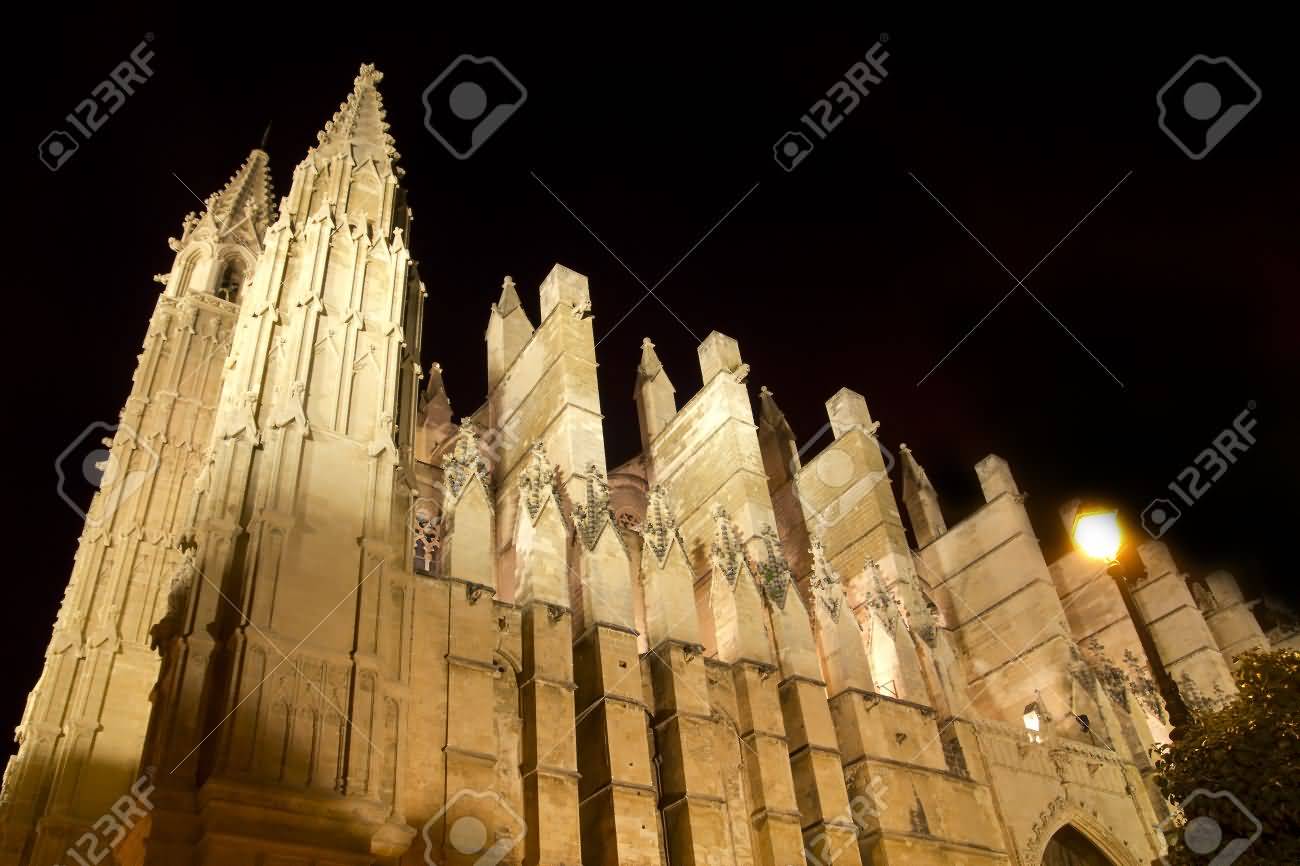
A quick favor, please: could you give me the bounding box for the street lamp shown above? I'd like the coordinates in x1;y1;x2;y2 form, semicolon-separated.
1072;508;1122;563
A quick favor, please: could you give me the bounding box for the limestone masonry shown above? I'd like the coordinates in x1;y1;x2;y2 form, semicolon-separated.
3;64;1294;866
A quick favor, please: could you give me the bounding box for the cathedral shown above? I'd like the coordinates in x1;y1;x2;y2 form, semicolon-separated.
3;63;1294;866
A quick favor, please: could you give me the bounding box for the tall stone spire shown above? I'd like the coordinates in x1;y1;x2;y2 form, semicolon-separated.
308;63;400;168
205;148;276;242
635;337;676;450
0;153;267;866
134;63;426;866
160;148;276;300
758;385;800;491
899;443;947;546
486;275;534;390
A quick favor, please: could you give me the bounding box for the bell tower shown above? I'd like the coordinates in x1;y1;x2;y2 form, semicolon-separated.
139;64;425;865
0;151;273;866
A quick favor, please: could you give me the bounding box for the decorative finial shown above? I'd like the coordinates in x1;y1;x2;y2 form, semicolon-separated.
442;419;491;499
709;504;746;587
751;525;792;609
573;463;615;550
641;484;685;563
518;441;559;521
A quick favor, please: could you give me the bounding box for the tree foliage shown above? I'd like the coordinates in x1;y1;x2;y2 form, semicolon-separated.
1152;649;1299;865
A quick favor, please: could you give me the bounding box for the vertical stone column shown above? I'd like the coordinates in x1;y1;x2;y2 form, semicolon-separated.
1201;571;1270;665
430;422;517;866
811;548;897;864
639;487;730;865
570;467;663;866
898;444;946;547
706;511;806;866
0;149;272;866
1133;542;1237;712
766;535;863;866
512;443;582;866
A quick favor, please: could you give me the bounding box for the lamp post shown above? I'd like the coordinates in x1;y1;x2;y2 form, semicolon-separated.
1068;505;1192;733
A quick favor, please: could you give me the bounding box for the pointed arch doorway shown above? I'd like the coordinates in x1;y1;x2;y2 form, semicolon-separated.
1042;824;1117;866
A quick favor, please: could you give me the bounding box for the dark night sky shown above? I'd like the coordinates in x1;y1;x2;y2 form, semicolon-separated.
10;15;1297;756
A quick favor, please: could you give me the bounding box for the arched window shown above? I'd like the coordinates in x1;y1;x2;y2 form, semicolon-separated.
215;260;245;302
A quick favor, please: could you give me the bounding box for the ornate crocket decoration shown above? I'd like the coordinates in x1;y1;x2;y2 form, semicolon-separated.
518;441;559;521
808;536;843;622
572;463;616;550
709;504;746;588
751;525;793;610
865;558;900;635
443;418;491;499
641;484;685;564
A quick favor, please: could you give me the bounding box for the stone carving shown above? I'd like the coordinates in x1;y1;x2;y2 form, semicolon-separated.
865;558;899;635
751;525;792;610
1024;791;1070;865
367;412;398;462
271;380;310;433
222;390;262;445
572;463;616;550
412;507;440;575
442;419;491;499
808;537;843;622
519;441;559;521
708;505;746;588
641;484;685;563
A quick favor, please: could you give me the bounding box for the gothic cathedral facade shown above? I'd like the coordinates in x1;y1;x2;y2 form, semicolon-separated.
3;64;1292;866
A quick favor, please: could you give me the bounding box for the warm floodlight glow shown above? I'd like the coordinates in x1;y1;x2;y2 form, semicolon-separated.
1073;509;1122;562
1022;703;1042;732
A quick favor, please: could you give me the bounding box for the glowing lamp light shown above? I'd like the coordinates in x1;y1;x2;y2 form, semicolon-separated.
1072;509;1122;562
1022;702;1043;733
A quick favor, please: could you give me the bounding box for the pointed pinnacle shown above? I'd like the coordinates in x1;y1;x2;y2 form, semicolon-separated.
639;337;663;376
495;275;522;316
311;63;398;165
